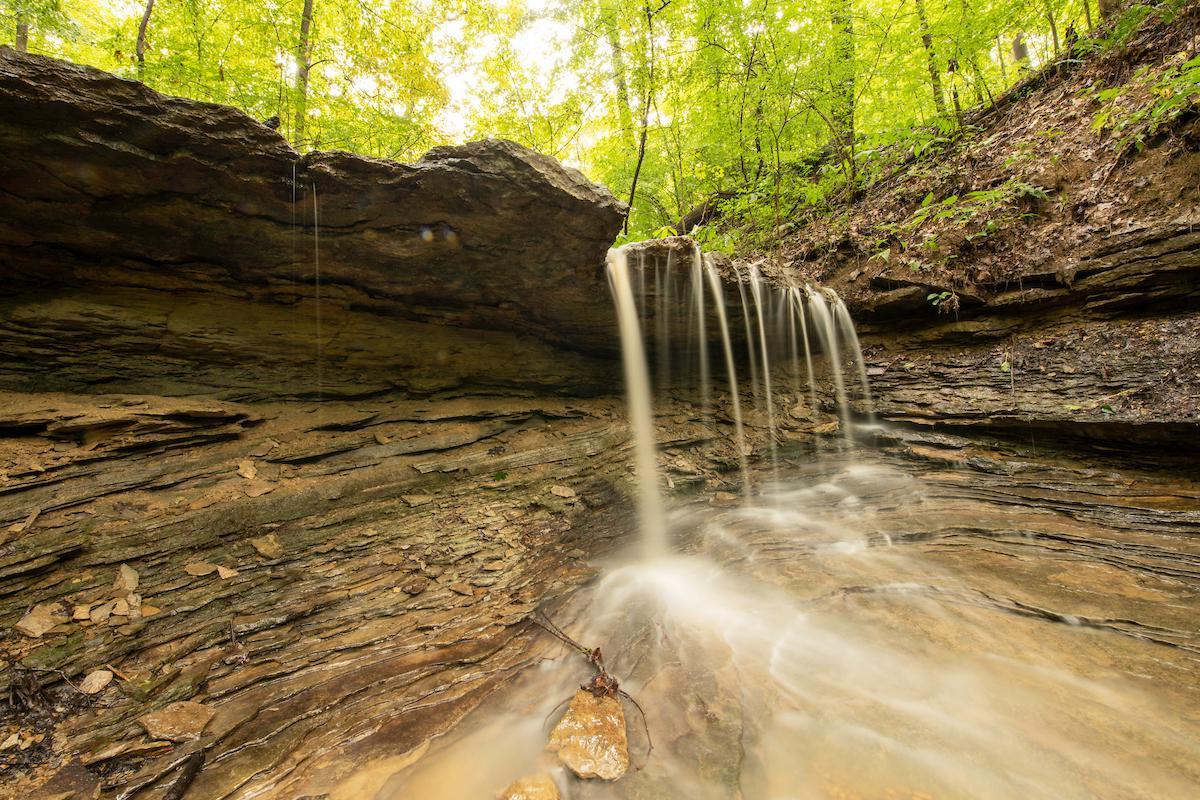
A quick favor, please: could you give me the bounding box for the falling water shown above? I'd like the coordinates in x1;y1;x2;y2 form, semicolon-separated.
748;266;777;461
806;286;851;441
703;257;750;491
790;287;821;418
691;243;710;415
734;269;761;402
312;180;323;404
832;293;876;424
607;247;669;556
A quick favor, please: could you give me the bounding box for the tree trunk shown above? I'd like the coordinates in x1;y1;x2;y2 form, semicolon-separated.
604;17;636;154
294;0;315;143
915;0;946;115
996;37;1008;82
1045;2;1060;57
136;0;156;78
1012;33;1031;71
1084;0;1094;29
15;19;28;52
829;0;856;187
1099;0;1120;20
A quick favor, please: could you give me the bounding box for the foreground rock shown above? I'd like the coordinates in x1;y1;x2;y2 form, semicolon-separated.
501;773;561;799
546;690;630;780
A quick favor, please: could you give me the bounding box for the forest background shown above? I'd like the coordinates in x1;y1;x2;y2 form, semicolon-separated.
0;0;1163;244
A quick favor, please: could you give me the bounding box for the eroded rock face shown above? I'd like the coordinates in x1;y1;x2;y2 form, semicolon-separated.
0;47;626;399
547;690;630;780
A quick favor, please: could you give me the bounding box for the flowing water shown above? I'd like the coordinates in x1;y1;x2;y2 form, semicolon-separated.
339;243;1200;800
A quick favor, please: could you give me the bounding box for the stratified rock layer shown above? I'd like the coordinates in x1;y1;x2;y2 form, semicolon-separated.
0;47;626;399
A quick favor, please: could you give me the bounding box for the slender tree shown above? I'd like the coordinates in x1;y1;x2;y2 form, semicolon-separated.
915;0;946;114
136;0;155;77
295;0;315;143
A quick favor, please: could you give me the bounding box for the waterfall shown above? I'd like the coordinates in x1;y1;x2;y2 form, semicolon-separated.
607;247;669;557
704;257;750;492
607;240;874;555
748;266;777;462
832;293;876;425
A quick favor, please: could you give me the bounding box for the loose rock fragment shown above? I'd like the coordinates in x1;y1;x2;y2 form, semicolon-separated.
711;491;738;507
400;577;429;595
182;561;216;578
138;701;215;742
112;563;139;595
72;604;92;621
550;485;576;499
217;565;239;579
15;602;67;638
501;773;560;800
237;459;258;479
250;533;283;558
546;690;629;780
79;669;114;694
90;601;115;624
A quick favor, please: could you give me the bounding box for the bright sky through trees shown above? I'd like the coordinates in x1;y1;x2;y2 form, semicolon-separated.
2;0;1101;239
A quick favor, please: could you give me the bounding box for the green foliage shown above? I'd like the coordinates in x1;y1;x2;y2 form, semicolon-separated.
5;0;1096;243
1091;53;1200;154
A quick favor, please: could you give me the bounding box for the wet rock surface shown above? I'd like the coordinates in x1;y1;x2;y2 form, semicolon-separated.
501;773;561;799
546;690;629;781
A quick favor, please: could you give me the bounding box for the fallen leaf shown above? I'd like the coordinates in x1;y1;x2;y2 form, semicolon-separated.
79;669;114;694
14;603;67;638
216;565;239;579
184;562;218;576
0;733;19;750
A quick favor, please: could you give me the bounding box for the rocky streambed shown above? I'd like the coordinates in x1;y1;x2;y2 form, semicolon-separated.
1;42;1199;800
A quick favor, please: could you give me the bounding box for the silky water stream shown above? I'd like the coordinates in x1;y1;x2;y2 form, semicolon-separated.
343;245;1200;800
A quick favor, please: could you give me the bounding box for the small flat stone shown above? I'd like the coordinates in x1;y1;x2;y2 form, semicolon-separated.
711;491;738;507
546;689;629;781
250;533;283;559
79;669;113;694
501;773;560;800
14;603;67;638
401;577;430;595
550;485;576;498
112;563;139;595
138;701;215;742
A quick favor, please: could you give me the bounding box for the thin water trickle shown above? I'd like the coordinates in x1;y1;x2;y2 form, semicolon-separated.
749;266;778;465
312;180;323;404
832;292;876;425
703;257;750;493
690;243;710;417
806;286;851;443
734;267;761;403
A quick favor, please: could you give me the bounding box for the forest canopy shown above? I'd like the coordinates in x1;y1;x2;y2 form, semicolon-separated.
2;0;1133;241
